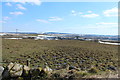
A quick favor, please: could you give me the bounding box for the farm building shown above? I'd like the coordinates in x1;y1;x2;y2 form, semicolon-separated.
35;35;58;40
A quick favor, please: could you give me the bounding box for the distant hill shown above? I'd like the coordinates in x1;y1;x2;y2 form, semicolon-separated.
0;32;118;38
0;32;38;34
42;32;71;34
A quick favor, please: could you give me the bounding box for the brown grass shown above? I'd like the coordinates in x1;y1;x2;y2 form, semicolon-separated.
2;39;118;72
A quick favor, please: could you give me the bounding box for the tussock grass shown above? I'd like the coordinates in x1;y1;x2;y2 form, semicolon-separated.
2;39;118;72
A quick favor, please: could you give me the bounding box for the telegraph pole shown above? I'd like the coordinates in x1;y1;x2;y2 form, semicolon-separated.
16;29;18;40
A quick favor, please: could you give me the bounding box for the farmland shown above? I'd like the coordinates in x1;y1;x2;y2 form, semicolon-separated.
2;39;118;73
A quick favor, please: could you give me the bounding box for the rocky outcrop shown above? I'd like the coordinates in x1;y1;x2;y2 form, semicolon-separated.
1;62;53;80
10;63;23;77
2;63;23;80
1;62;119;80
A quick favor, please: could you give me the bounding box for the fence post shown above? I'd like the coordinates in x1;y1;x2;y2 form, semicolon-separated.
0;36;2;66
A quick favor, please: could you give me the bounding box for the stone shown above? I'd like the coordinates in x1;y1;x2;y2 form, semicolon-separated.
22;65;30;77
2;63;23;79
12;63;23;71
107;66;116;71
10;70;23;77
30;68;41;79
0;66;4;80
69;66;76;70
9;63;23;77
17;77;24;80
44;66;52;74
23;65;30;71
2;68;10;80
38;67;42;71
7;62;14;70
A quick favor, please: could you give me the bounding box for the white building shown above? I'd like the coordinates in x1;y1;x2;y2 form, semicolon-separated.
0;33;7;36
35;35;58;40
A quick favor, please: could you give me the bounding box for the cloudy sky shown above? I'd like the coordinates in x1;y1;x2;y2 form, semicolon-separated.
1;1;118;35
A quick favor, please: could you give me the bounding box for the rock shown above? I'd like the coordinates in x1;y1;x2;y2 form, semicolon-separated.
30;68;41;79
69;66;76;70
2;63;23;79
2;68;10;80
7;62;14;70
88;67;98;73
44;66;52;74
22;65;30;77
9;63;23;77
68;66;80;71
0;66;4;80
12;63;23;71
30;68;42;76
23;65;30;71
2;63;54;79
107;66;116;71
17;77;24;80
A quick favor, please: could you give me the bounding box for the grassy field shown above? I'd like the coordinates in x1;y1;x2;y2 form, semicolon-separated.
2;39;118;72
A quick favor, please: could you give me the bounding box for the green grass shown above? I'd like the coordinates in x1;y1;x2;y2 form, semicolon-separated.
2;39;118;72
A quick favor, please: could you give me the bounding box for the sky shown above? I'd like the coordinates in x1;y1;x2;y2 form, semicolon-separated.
1;1;118;35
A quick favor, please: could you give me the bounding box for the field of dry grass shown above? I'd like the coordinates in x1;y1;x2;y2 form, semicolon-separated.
2;39;118;73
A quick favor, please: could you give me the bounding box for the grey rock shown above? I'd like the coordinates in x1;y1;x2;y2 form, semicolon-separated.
2;68;10;80
0;66;4;80
7;62;14;70
10;63;23;77
2;62;24;79
107;66;116;71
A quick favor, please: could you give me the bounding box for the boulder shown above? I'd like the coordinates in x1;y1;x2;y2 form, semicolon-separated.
10;63;23;77
2;63;54;80
2;63;24;79
2;67;10;80
7;62;14;70
30;68;41;79
0;66;4;80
